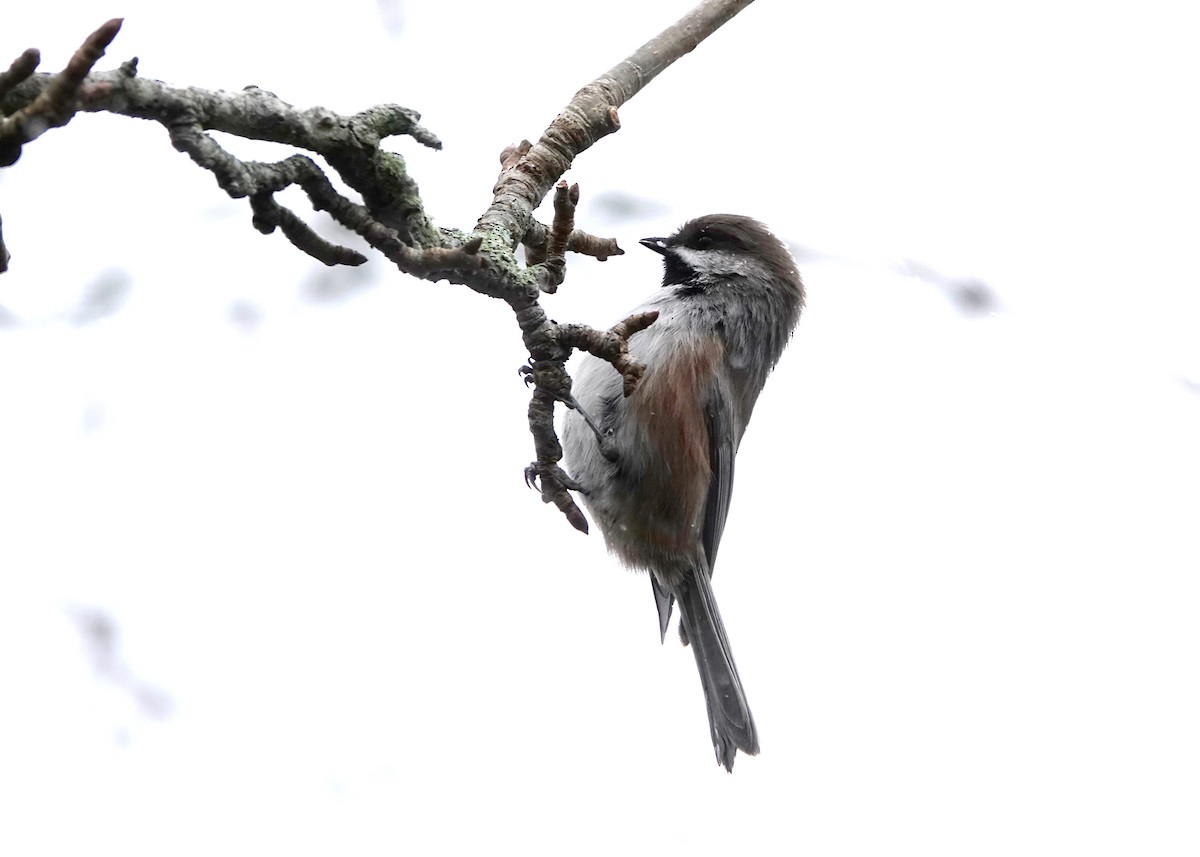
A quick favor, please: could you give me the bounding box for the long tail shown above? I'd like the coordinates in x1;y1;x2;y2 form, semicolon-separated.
673;567;759;771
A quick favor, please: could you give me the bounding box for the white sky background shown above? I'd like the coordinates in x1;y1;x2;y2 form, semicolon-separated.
2;1;1198;854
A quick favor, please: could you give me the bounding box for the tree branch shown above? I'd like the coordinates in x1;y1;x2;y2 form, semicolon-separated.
522;219;624;265
476;0;755;250
0;0;757;532
0;18;121;167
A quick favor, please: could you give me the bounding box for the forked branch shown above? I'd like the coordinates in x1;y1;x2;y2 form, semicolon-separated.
0;0;757;531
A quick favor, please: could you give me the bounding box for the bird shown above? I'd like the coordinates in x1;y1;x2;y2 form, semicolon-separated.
562;213;804;771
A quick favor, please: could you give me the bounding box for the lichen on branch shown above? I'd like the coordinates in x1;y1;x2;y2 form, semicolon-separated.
0;0;757;532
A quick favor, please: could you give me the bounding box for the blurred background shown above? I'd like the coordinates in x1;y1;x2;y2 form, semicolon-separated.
2;1;1197;854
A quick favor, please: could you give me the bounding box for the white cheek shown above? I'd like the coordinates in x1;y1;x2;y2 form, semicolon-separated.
672;246;708;271
672;246;746;278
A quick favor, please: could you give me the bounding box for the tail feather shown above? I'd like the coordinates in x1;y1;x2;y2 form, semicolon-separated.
674;568;758;771
650;575;674;644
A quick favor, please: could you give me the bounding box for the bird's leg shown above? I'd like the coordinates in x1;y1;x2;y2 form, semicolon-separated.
560;393;618;462
521;363;618;462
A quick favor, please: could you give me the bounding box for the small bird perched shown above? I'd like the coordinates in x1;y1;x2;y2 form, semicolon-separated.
562;214;803;771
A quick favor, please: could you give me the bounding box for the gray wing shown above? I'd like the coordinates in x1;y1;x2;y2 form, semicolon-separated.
702;379;737;571
653;377;737;644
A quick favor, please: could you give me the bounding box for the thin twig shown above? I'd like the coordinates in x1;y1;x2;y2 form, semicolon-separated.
523;220;623;265
0;49;40;99
0;18;121;166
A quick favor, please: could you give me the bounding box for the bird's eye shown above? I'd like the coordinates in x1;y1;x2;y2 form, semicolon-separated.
695;234;713;250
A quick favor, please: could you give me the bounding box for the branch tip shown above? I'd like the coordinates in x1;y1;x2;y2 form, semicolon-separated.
566;503;589;534
95;18;124;47
0;49;41;99
499;139;532;170
611;309;659;339
0;15;127;165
